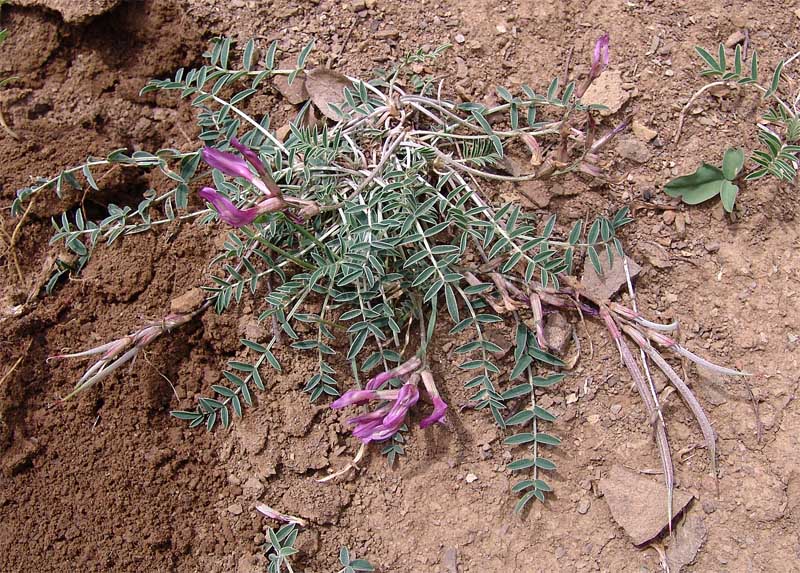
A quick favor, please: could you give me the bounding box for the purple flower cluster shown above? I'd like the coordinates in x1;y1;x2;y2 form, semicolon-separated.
198;137;293;227
330;358;448;443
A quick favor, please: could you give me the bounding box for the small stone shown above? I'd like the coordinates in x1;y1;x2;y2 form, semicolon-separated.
443;547;459;573
375;30;399;40
566;393;579;405
543;312;572;354
617;137;652;164
697;115;717;127
662;210;676;225
581;255;642;302
518;181;551;209
496;23;508;34
664;69;674;77
577;498;591;514
725;30;746;48
666;514;707;571
610;404;623;415
243;476;264;498
227;503;244;516
350;0;366;10
170;287;205;314
465;472;479;483
276;124;292;142
704;242;720;253
586;414;601;424
638;242;673;269
273;63;309;105
601;465;694;545
582;70;630;116
674;213;686;237
454;33;466;44
632;121;657;142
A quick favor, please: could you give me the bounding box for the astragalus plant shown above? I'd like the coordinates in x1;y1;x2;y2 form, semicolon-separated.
17;34;744;516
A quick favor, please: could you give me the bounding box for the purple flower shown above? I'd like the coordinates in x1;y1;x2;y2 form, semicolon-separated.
198;187;285;228
590;33;610;80
420;396;448;429
330;389;379;409
359;383;419;443
201;147;255;181
230;137;268;178
335;383;419;444
346;405;391;426
365;371;394;391
576;33;611;99
199;187;261;227
365;356;422;390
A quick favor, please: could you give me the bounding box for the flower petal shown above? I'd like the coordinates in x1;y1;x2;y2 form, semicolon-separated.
330;389;378;409
230;137;267;178
198;187;259;227
419;396;448;429
201;147;254;181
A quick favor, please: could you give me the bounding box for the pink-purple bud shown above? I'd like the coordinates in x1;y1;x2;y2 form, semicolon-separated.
330;389;379;409
576;33;611;99
591;33;610;78
365;371;394;391
346;405;391;427
365;356;422;390
201;147;255;181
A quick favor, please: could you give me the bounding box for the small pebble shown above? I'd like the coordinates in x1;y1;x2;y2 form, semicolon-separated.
725;30;746;48
465;473;479;483
577;499;591;514
454;33;466;44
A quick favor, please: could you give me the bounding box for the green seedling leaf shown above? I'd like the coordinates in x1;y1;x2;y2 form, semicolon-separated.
719;180;739;213
721;147;744;180
664;163;725;205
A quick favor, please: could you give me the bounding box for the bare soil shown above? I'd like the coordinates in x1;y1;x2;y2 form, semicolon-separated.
1;1;799;572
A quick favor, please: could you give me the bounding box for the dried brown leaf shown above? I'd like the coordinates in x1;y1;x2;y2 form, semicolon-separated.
304;68;352;120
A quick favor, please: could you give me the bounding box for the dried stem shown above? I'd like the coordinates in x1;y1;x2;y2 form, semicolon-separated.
601;307;675;531
623;324;717;481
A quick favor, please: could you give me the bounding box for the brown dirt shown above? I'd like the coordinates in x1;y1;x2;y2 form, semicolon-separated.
1;1;799;572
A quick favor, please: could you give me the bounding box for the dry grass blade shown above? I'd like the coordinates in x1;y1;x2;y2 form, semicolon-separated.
624;324;717;481
602;308;675;530
647;331;749;377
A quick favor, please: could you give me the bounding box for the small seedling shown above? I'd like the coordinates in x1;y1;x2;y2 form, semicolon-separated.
665;147;744;212
675;42;800;198
338;546;375;573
